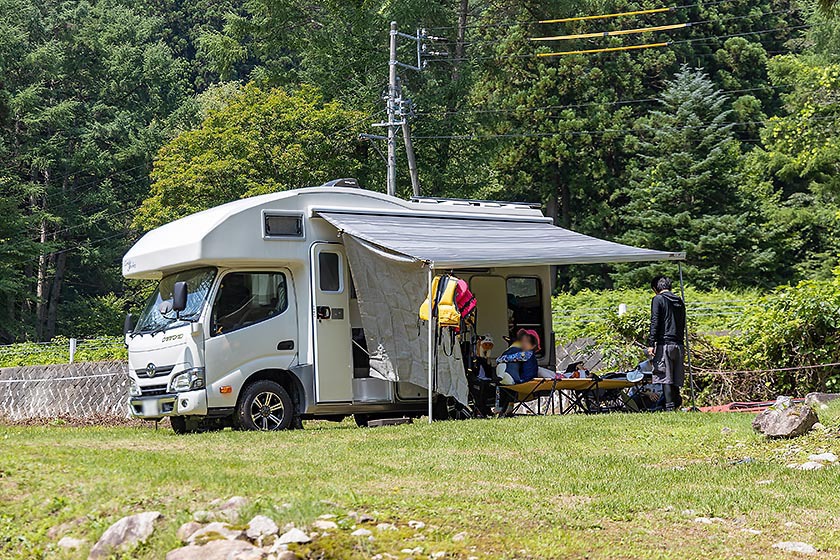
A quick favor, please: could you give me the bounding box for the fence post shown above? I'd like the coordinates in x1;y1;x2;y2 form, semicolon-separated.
69;338;77;364
618;303;627;316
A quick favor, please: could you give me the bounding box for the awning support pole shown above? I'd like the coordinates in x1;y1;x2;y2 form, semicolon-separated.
427;264;435;424
678;262;696;410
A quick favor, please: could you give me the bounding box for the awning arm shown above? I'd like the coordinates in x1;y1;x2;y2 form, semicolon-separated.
427;264;435;424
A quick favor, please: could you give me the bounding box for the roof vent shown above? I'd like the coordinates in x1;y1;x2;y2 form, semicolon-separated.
322;178;360;188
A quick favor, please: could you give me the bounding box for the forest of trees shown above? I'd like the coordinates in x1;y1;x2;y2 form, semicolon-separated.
1;0;839;342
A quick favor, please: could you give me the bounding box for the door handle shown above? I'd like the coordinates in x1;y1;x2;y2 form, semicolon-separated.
316;306;331;320
277;340;295;351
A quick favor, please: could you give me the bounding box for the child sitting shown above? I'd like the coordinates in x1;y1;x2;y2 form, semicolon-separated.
495;329;541;385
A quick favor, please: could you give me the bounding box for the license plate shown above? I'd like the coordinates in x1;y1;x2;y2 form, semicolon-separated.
142;400;159;417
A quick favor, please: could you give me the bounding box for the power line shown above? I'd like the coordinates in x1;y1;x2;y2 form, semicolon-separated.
538;42;670;57
424;0;753;31
539;7;674;24
415;85;790;118
531;22;693;42
424;22;811;63
411;115;838;141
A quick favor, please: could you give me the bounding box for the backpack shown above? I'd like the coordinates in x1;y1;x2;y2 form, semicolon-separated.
419;274;477;329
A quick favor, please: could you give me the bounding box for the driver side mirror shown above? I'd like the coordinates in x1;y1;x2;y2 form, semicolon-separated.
172;281;188;313
123;313;136;335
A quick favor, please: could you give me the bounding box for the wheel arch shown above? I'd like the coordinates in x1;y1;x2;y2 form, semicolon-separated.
239;369;306;415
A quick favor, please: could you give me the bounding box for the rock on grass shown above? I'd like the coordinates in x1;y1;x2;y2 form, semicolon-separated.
772;541;818;555
88;511;161;560
166;539;264;560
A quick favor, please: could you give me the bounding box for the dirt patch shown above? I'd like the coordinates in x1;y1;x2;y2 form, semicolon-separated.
0;414;145;428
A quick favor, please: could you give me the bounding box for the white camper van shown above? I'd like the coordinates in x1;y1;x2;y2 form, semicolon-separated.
122;180;681;432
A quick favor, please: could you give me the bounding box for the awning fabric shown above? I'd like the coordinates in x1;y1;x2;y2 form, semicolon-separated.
318;211;684;267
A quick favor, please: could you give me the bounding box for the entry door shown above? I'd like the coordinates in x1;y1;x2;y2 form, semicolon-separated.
311;243;353;402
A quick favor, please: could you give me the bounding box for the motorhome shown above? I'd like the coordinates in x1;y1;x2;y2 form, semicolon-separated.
122;180;681;432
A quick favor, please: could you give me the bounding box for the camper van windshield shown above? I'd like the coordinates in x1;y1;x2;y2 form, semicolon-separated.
134;267;217;334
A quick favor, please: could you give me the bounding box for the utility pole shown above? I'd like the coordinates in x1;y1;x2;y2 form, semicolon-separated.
386;21;398;197
372;22;424;198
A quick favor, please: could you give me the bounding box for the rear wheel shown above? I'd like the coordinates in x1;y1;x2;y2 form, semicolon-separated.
236;380;294;431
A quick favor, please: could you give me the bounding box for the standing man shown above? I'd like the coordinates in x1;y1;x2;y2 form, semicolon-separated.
647;276;686;411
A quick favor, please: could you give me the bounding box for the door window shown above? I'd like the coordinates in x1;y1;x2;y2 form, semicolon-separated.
506;277;545;356
318;252;342;292
211;272;288;335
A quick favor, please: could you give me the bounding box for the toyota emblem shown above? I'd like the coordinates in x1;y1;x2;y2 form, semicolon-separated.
147;363;157;378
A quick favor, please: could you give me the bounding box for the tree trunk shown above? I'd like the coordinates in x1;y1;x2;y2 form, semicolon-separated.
34;207;48;340
45;251;66;340
451;0;469;82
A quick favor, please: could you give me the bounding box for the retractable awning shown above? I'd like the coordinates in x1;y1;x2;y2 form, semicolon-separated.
317;210;685;267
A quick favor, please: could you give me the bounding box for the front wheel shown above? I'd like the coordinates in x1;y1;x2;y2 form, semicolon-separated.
236;380;294;431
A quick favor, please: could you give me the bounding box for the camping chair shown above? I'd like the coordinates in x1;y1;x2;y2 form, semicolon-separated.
500;378;562;416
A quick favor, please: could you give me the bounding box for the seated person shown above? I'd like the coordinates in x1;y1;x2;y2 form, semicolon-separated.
495;329;541;385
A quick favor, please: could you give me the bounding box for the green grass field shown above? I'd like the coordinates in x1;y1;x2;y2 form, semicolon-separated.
2;409;839;560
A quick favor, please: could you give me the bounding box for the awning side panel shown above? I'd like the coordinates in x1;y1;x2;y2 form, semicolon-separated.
344;235;469;403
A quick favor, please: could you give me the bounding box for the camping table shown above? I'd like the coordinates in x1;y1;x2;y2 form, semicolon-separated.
504;377;641;415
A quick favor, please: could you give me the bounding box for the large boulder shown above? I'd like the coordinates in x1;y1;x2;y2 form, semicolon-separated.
753;403;818;438
804;392;840;409
88;511;161;560
166;540;265;560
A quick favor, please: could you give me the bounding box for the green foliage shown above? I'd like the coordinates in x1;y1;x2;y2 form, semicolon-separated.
136;84;367;228
0;336;126;368
617;66;765;289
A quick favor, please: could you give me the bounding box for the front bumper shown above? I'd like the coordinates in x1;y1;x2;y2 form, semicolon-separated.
129;389;208;419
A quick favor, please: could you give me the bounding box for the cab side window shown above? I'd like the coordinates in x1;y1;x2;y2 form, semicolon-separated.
211;272;288;335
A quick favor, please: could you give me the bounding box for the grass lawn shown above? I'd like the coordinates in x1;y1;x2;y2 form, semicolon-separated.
2;408;840;560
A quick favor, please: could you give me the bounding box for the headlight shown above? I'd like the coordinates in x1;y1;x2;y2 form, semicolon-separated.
129;380;142;397
168;367;205;393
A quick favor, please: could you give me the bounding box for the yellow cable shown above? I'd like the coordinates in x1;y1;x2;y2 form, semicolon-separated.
536;42;669;57
531;22;690;41
539;7;672;24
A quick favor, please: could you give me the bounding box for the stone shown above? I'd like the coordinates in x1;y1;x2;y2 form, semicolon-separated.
804;392;840;409
193;510;216;523
350;528;372;537
740;528;761;535
811;422;827;432
88;512;161;560
375;523;397;531
772;541;818;555
177;522;204;543
317;514;336;519
693;517;713;524
246;516;279;544
408;520;426;530
166;539;265;560
752;404;818;438
57;536;87;550
216;497;249;523
358;514;375;523
808;452;838;463
452;532;467;542
188;522;245;545
276;528;311;545
311;519;338;531
798;461;825;471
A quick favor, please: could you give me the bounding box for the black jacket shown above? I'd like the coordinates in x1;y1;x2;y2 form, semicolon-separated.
648;290;686;347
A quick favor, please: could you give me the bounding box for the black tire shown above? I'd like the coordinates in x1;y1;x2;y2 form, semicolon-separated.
235;380;294;431
354;414;370;428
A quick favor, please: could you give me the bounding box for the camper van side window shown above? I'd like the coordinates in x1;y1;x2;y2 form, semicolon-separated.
506;277;545;357
264;214;303;238
318;252;342;292
211;272;288;336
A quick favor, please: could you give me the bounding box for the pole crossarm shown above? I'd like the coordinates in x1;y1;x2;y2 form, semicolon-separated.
531;22;691;41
